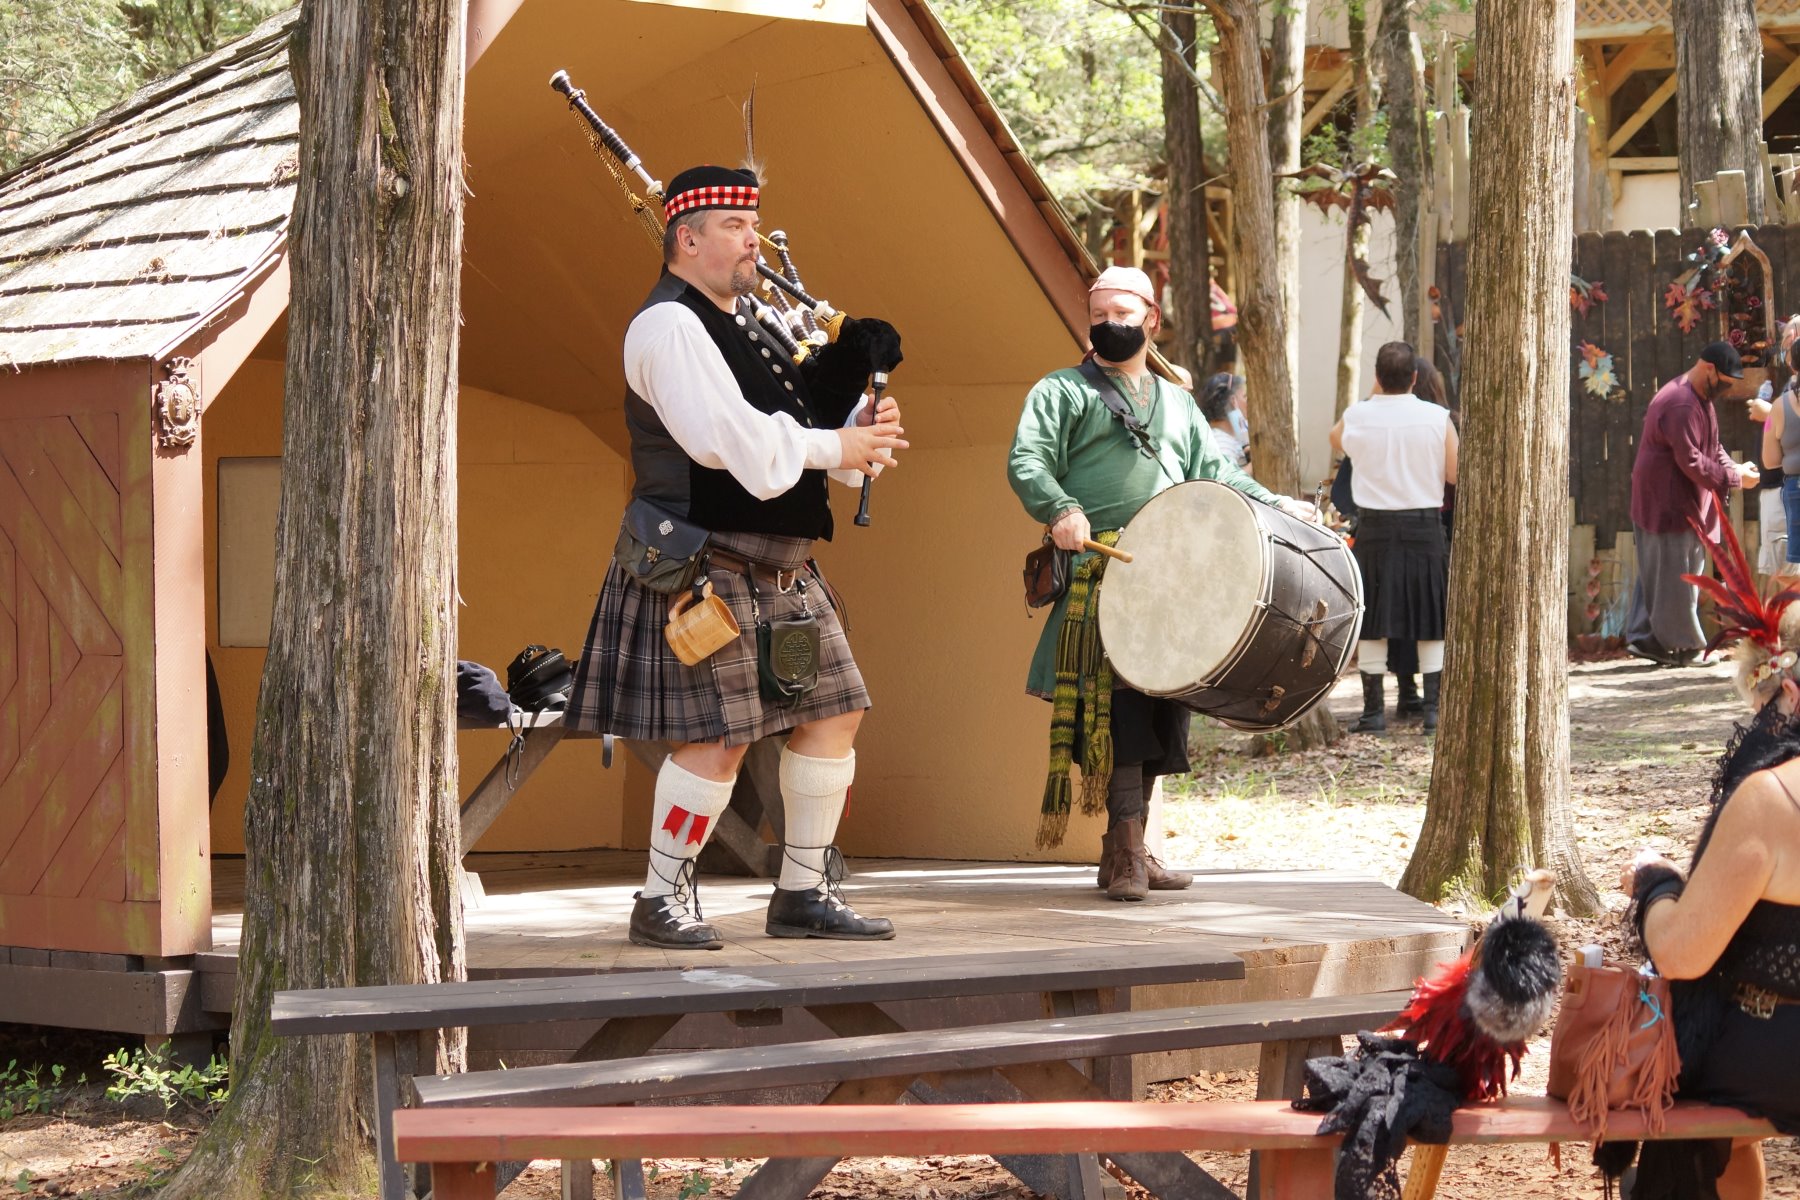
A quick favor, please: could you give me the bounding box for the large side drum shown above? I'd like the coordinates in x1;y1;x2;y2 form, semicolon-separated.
1098;480;1363;731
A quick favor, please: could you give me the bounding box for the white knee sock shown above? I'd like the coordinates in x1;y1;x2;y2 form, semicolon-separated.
1419;640;1445;674
778;749;855;891
643;757;736;899
1359;638;1389;676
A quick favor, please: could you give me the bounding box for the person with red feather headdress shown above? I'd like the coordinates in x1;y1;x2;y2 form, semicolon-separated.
1600;514;1800;1199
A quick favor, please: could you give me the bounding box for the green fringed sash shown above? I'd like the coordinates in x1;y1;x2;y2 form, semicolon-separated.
1037;529;1120;848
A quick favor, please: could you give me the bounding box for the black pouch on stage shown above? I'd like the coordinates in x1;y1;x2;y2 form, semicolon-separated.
613;498;711;595
1023;538;1071;608
757;613;821;703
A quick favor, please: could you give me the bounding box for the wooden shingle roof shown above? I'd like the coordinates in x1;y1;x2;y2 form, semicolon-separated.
1576;0;1800;32
0;11;300;368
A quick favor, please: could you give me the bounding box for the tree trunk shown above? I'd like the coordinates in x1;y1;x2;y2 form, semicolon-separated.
1376;0;1429;345
1161;1;1211;379
1199;0;1299;497
1674;0;1764;225
160;3;468;1195
1399;0;1600;915
1200;0;1335;753
1335;3;1375;422
1267;0;1306;395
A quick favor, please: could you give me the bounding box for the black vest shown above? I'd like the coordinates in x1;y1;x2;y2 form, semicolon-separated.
624;273;833;540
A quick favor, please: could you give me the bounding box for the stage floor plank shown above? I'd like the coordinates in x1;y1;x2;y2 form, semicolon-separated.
207;852;1464;976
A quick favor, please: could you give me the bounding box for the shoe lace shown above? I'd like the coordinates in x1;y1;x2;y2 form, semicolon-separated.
647;857;708;929
782;843;853;909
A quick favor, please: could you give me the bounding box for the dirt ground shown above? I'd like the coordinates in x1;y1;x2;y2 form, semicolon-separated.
4;656;1796;1199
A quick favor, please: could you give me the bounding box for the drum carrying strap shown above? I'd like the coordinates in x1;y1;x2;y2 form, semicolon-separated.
1076;360;1183;489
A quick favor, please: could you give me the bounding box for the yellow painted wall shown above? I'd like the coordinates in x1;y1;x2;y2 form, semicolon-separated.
201;357;631;855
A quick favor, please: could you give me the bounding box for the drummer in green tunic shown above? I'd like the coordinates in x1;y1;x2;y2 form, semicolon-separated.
1006;265;1315;900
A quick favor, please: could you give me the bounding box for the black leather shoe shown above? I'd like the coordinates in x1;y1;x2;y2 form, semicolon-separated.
766;886;896;939
766;850;895;940
628;861;722;950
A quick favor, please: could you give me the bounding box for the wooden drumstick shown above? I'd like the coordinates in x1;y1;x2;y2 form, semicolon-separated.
1082;539;1134;563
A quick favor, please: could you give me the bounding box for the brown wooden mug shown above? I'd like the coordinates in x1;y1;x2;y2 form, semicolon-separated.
664;582;740;667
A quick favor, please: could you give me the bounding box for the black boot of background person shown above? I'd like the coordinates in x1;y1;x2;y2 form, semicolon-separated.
1351;673;1386;733
1422;672;1442;734
1395;673;1423;717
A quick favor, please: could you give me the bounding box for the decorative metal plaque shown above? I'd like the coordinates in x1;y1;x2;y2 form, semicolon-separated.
154;356;201;448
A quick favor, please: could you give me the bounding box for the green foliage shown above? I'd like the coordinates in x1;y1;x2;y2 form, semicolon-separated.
0;1060;82;1122
930;0;1179;214
0;0;292;173
102;1045;230;1116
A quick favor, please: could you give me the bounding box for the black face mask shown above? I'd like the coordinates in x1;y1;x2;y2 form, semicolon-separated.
1089;320;1147;362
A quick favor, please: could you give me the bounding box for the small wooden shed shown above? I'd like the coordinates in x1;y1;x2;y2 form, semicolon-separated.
0;0;1112;1031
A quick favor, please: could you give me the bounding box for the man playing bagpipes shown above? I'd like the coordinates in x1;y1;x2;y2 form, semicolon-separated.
1006;266;1316;900
563;166;909;950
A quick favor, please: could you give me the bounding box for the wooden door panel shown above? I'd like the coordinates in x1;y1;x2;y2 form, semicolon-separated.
0;412;134;944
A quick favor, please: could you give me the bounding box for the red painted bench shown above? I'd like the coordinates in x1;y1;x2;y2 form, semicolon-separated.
391;1096;1777;1200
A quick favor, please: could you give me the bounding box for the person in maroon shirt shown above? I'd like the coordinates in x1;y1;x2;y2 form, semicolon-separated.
1627;341;1759;666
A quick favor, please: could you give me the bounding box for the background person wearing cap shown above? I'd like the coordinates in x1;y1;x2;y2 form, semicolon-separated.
1007;265;1315;902
1626;340;1760;668
562;164;909;950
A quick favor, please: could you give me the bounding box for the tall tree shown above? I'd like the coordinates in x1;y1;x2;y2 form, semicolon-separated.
1375;0;1429;344
1400;0;1600;915
1160;0;1211;378
1674;0;1764;225
1335;1;1376;421
0;0;288;173
160;1;467;1196
1267;0;1306;394
1196;0;1300;496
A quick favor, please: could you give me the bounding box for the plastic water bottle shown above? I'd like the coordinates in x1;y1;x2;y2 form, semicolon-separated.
1759;379;1775;402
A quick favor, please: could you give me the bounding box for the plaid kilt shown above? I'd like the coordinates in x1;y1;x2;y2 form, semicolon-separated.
564;529;870;746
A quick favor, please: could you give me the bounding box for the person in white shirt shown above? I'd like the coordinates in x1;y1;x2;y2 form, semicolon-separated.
563;165;908;950
1328;341;1460;734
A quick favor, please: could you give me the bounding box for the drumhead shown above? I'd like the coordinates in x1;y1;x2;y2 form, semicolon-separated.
1099;481;1266;696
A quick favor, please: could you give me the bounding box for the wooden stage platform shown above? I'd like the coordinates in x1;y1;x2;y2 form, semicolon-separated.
2;853;1466;1088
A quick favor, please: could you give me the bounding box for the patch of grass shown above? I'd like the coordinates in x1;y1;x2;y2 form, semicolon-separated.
0;1059;82;1121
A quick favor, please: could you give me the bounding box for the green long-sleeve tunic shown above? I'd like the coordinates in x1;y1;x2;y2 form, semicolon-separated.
1007;366;1279;698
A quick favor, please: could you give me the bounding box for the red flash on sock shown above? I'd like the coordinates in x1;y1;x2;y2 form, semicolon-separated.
661;805;692;839
687;815;710;845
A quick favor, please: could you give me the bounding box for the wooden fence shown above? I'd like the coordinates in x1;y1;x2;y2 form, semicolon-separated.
1431;221;1800;637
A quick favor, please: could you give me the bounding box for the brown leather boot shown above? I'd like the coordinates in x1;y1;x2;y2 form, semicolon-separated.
1105;818;1149;902
1145;854;1193;890
1097;828;1115;888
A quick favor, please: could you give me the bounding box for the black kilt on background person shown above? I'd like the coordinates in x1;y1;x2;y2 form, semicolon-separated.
564;530;871;747
1352;507;1448;641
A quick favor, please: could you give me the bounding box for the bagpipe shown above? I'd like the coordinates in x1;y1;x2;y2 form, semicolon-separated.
548;69;891;526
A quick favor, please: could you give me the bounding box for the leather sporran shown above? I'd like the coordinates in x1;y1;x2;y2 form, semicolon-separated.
758;612;820;702
663;582;740;667
1023;540;1071;608
1546;960;1681;1142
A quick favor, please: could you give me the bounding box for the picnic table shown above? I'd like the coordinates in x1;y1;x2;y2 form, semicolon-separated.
272;941;1247;1200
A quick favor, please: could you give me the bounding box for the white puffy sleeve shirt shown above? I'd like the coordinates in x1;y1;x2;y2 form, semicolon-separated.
623;302;867;498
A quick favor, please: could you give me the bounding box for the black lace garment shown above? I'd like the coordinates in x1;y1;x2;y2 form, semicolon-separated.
1699;699;1800;1000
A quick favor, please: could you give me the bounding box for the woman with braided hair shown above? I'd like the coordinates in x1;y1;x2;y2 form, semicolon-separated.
1618;518;1800;1198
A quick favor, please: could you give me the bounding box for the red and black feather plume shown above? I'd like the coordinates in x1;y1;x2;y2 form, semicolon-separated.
1681;515;1800;655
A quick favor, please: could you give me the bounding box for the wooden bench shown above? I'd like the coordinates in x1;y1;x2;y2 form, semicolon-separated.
271;942;1245;1200
393;1097;1780;1200
410;989;1413;1200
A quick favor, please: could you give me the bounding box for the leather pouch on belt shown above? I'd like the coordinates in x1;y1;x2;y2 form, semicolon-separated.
757;613;820;702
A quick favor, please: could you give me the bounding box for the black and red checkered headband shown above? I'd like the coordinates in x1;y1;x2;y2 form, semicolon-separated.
664;184;760;220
